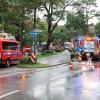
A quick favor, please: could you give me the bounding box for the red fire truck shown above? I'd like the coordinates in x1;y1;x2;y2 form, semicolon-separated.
0;33;23;67
75;35;100;61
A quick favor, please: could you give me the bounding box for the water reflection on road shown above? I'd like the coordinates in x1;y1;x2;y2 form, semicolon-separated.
1;66;100;100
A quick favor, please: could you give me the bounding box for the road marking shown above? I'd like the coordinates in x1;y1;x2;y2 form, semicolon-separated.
0;90;20;99
0;64;68;78
50;73;68;81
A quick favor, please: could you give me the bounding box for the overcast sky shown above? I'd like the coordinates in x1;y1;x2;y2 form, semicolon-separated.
58;0;100;25
89;0;100;24
37;0;100;25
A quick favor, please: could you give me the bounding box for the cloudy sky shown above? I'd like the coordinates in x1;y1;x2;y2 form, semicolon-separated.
89;0;100;24
37;0;100;25
59;0;100;25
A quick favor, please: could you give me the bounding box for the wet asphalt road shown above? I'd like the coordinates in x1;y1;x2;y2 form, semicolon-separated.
38;50;71;66
0;63;100;100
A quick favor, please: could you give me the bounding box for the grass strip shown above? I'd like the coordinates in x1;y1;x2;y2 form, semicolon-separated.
18;62;48;68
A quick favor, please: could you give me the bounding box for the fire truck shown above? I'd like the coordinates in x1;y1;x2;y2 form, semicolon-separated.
0;32;23;67
75;35;100;61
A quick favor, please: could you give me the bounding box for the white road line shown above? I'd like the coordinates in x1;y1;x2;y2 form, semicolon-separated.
50;73;68;81
0;64;68;78
0;90;20;99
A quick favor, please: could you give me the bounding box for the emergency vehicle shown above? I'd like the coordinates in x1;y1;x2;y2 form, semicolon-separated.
75;35;100;61
0;32;23;67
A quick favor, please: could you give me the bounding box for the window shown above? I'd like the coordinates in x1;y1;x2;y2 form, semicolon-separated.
2;42;18;50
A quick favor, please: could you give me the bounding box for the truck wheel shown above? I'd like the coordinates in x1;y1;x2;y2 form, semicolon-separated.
6;59;10;67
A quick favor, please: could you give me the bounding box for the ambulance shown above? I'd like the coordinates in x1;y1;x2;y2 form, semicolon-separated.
0;32;23;67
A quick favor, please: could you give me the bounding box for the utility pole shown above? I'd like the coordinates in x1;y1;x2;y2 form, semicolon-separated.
19;16;22;49
32;8;37;55
33;34;36;55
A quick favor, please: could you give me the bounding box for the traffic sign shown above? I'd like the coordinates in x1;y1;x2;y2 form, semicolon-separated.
29;32;38;35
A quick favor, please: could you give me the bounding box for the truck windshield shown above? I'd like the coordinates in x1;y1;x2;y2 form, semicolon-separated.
2;42;18;50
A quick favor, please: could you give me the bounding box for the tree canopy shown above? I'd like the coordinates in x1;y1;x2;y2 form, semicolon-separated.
0;0;99;48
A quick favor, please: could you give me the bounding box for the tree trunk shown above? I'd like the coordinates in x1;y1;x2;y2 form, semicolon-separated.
19;17;24;49
45;18;52;50
33;8;36;29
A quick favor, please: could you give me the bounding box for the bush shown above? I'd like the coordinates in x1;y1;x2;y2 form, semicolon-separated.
71;52;77;59
20;56;33;64
55;49;64;52
41;49;55;55
69;48;76;52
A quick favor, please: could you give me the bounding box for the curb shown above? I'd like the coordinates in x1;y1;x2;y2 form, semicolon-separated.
17;59;78;69
17;62;68;69
47;62;68;67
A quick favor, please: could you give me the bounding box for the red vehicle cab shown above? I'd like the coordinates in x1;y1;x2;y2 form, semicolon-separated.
0;33;23;67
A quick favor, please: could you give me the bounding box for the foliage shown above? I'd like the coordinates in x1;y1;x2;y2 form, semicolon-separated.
71;52;77;59
70;48;77;59
41;49;55;55
37;33;48;43
95;22;100;35
19;57;48;68
20;56;33;64
71;0;98;34
40;0;73;49
4;24;18;35
0;0;99;49
66;12;85;35
52;25;67;42
36;19;48;43
19;63;48;68
70;48;76;52
55;49;64;52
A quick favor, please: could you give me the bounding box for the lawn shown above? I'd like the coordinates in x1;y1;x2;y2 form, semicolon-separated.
18;62;48;68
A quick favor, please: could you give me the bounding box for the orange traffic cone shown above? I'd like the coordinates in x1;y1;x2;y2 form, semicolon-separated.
86;58;95;70
95;62;100;69
69;61;74;72
78;62;82;70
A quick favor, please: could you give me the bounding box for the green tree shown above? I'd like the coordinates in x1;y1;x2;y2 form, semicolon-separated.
36;18;48;43
0;0;9;30
23;0;41;29
72;0;97;34
95;22;100;36
52;25;68;42
65;12;85;35
40;0;73;49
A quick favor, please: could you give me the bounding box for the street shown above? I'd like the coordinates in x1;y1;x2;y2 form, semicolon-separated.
0;0;100;99
0;63;100;100
38;50;71;66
